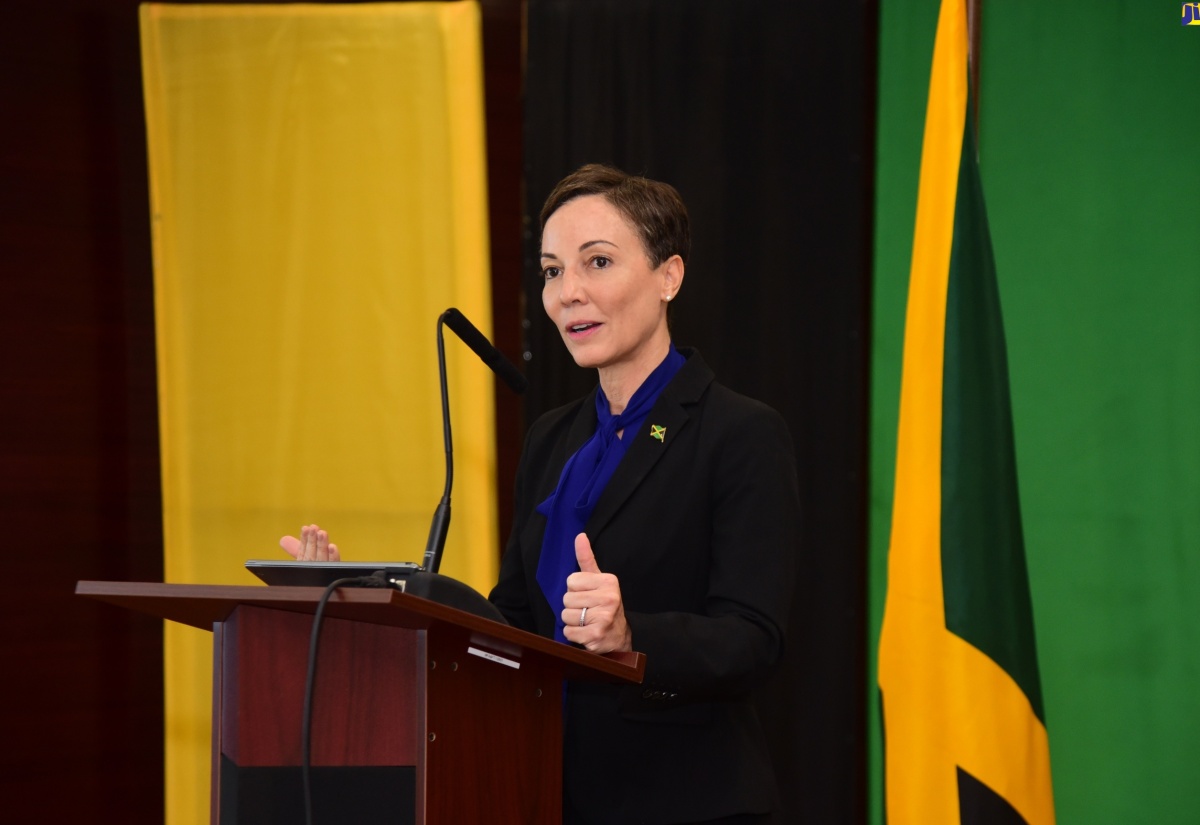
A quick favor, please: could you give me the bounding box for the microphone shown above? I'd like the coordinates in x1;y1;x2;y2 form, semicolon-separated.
442;307;529;394
422;308;526;574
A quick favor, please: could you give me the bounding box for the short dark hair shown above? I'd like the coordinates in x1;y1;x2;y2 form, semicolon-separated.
539;164;690;269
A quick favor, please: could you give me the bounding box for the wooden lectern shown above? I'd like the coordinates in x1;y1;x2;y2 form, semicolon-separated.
76;581;645;824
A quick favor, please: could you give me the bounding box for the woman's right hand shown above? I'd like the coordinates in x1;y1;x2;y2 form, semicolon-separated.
279;524;340;561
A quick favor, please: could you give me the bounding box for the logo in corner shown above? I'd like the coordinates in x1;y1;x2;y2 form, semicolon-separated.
1184;3;1200;24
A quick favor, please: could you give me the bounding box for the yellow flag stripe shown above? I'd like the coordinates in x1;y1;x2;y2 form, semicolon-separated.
882;0;965;614
946;633;1054;821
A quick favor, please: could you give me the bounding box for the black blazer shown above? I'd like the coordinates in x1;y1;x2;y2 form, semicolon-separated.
490;350;802;825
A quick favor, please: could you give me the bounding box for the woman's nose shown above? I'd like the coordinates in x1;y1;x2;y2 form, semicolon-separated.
558;268;585;304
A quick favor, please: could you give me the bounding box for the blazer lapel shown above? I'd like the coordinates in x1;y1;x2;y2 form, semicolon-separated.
585;351;714;547
520;390;598;606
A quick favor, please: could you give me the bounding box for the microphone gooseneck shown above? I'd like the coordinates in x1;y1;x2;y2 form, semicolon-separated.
421;308;527;574
421;315;454;573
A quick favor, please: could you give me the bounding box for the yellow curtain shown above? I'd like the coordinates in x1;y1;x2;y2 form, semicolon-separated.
140;4;496;823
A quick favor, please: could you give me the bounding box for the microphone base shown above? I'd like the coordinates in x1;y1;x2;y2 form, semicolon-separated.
401;571;508;624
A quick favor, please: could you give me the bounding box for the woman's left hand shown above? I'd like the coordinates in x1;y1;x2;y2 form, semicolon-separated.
562;532;632;653
279;524;341;561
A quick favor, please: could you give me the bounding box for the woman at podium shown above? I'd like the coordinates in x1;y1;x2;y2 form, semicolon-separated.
285;164;800;825
491;164;800;825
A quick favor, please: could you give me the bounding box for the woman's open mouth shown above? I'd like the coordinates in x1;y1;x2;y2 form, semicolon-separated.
567;322;602;338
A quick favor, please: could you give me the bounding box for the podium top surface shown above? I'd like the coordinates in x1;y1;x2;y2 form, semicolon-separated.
76;580;644;684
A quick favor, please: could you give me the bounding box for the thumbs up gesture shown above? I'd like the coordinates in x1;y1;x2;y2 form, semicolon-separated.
562;533;632;653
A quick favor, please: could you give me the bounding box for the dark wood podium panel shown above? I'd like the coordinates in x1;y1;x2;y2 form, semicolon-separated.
217;605;420;767
77;580;644;824
215;605;422;824
422;614;566;823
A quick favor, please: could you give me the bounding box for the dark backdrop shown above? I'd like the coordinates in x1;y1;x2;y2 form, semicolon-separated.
521;1;876;821
0;3;164;822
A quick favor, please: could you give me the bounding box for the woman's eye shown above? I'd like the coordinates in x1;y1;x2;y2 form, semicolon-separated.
591;255;611;269
541;266;562;281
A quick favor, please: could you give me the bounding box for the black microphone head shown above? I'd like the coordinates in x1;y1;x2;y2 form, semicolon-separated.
442;307;490;354
441;307;527;394
495;358;528;395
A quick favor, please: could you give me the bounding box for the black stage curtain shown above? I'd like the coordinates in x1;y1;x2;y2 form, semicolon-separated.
522;1;877;821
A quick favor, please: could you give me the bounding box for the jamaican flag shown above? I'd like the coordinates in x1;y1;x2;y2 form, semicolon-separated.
877;0;1056;822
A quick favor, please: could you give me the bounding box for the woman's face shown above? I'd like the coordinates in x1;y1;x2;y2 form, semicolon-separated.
540;195;681;377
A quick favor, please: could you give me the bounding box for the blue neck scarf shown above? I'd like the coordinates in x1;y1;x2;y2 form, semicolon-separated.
535;345;686;642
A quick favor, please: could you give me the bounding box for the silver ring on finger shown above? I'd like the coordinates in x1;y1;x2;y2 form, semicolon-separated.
579;606;588;627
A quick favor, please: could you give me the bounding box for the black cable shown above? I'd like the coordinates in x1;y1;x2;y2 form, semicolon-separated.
302;572;392;825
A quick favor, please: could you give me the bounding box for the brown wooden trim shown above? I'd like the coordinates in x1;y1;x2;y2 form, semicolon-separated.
76;580;645;683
